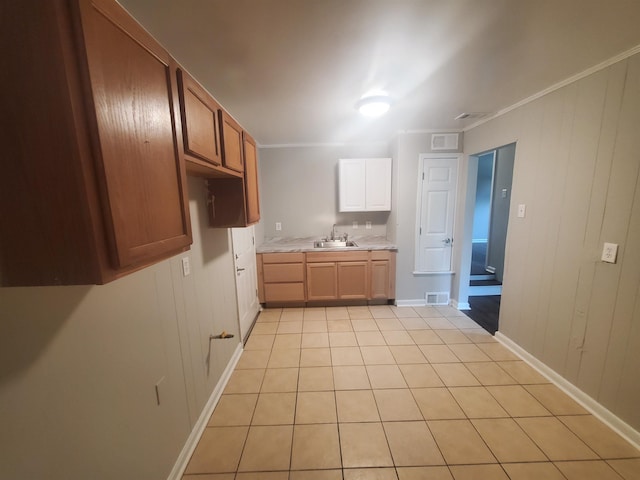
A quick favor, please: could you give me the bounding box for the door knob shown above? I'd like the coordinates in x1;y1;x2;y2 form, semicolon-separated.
442;238;452;245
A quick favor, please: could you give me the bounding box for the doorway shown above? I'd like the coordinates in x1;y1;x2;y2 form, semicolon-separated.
462;143;515;334
231;226;260;343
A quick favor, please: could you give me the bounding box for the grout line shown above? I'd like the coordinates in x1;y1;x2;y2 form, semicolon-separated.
196;306;640;476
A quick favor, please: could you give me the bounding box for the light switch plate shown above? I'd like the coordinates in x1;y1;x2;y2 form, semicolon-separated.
366;221;372;230
601;242;618;263
275;222;282;231
352;221;358;229
182;257;191;276
517;204;526;218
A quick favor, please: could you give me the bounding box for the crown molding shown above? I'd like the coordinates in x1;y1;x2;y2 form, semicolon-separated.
463;43;640;132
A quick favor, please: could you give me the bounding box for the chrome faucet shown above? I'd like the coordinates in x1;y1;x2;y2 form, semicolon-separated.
329;224;348;242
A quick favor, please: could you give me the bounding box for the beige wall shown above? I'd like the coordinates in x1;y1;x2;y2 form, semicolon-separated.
257;145;391;241
0;177;240;479
257;138;465;303
459;53;640;431
391;132;464;303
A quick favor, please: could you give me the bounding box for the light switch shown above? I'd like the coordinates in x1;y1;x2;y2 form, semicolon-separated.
352;221;358;229
182;257;190;276
517;204;526;218
275;222;282;231
501;188;508;198
601;243;618;263
366;221;372;230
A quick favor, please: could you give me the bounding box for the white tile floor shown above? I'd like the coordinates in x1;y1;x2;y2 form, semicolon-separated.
182;306;640;480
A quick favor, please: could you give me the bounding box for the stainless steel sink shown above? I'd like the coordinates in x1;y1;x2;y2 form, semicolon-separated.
313;240;358;248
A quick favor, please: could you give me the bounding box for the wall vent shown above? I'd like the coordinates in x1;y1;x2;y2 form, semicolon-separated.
431;133;459;151
425;291;450;306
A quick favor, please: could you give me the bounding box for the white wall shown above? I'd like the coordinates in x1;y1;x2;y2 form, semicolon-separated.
0;177;240;479
457;52;640;431
257;145;391;242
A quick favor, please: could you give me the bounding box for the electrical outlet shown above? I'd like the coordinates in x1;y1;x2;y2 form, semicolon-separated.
601;242;618;263
275;222;282;231
181;257;190;276
366;221;372;230
352;221;358;229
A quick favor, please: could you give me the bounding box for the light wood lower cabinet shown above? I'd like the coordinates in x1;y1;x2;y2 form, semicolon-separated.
257;250;395;304
306;250;370;301
337;261;369;299
306;263;338;301
370;250;396;299
259;253;305;303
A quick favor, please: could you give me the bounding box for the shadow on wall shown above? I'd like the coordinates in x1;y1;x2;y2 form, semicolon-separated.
189;177;233;266
0;285;91;382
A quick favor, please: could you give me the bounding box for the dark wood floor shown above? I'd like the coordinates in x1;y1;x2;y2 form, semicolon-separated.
471;242;488;275
464;295;500;335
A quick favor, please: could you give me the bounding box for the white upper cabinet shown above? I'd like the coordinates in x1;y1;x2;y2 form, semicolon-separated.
339;158;392;212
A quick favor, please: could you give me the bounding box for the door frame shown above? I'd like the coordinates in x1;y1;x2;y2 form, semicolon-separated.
455;143;515;310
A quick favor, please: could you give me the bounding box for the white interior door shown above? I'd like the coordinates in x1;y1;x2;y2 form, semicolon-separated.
231;226;260;342
416;155;459;272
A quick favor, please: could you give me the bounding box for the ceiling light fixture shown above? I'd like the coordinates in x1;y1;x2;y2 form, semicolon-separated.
356;94;391;117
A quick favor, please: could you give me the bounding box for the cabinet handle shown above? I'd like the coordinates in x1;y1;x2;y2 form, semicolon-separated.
236;267;245;273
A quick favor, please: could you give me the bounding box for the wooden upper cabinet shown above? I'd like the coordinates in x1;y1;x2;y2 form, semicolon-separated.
177;68;223;169
79;0;191;269
220;110;245;173
0;0;192;285
243;132;261;225
207;129;261;228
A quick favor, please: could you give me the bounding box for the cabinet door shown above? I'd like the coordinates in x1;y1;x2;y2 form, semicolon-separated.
365;157;392;211
339;158;366;212
264;283;306;302
370;260;390;299
243;132;260;224
339;158;391;212
79;0;192;268
306;263;338;301
220;110;244;173
337;261;368;299
177;68;222;167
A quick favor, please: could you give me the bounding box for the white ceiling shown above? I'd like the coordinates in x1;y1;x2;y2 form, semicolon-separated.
119;0;640;146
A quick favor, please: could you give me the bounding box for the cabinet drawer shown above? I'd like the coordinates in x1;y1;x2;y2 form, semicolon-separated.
263;263;304;283
264;283;305;302
306;251;369;262
370;250;392;260
262;252;305;264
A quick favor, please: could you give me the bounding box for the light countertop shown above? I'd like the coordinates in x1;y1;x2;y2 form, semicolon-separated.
256;236;397;253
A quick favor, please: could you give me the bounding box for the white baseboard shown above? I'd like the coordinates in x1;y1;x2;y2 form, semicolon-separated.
468;285;502;296
451;299;470;310
395;299;427;307
167;343;244;480
495;332;640;450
